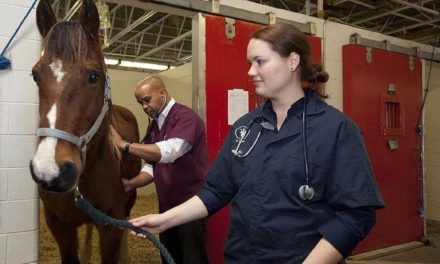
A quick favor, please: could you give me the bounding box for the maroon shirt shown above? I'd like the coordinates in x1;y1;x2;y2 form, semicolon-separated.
144;103;210;212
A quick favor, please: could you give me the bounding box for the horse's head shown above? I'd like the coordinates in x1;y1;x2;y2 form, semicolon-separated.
30;0;108;193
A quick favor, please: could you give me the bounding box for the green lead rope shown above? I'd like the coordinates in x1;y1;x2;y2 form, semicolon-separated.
75;197;176;264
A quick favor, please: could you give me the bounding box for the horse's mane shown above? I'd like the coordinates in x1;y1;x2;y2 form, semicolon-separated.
44;21;91;66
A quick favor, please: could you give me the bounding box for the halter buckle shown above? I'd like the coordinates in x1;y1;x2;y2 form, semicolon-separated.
78;135;87;151
74;186;83;201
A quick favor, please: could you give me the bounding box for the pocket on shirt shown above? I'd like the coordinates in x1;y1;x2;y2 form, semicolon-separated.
280;154;330;202
231;155;258;188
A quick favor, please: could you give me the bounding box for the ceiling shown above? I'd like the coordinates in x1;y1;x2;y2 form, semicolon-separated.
50;0;440;72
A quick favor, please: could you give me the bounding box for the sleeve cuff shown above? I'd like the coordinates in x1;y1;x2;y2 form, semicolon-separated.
155;138;192;163
317;217;360;257
140;163;154;177
196;188;224;216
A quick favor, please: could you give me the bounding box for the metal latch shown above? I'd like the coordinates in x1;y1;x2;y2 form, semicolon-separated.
267;12;276;25
388;84;396;95
409;56;415;71
387;139;399;151
225;18;235;40
366;47;372;64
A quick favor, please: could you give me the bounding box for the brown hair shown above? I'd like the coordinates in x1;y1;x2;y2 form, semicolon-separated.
251;23;328;89
44;21;94;67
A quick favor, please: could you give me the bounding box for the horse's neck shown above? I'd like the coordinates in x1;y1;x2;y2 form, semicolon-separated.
83;114;118;173
78;114;121;201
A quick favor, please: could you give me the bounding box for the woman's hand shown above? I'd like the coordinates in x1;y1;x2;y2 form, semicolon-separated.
128;196;209;239
130;214;168;237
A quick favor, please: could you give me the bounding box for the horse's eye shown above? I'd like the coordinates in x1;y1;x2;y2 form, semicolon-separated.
88;72;100;84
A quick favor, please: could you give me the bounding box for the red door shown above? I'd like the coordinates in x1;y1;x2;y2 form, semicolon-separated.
343;44;423;254
204;15;322;263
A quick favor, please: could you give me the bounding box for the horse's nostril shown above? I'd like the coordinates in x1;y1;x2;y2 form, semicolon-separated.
52;162;78;192
60;162;75;175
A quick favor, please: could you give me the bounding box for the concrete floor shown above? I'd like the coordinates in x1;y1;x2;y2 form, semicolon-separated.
348;221;440;264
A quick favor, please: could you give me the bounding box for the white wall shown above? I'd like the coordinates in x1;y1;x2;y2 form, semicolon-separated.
0;1;40;263
158;62;193;108
425;62;440;221
109;63;193;195
109;63;193;138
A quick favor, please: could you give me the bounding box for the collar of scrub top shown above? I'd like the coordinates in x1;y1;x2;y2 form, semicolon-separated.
141;98;175;143
260;88;325;127
156;98;176;129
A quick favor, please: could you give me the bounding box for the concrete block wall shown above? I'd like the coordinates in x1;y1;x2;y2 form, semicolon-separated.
0;0;39;263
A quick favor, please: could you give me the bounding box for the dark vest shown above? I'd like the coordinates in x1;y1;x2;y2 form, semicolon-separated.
145;103;210;212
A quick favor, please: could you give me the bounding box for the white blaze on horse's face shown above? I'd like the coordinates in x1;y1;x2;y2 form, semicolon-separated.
32;103;60;181
49;59;65;83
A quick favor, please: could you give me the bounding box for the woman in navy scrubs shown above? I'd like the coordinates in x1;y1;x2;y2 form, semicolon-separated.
130;23;385;263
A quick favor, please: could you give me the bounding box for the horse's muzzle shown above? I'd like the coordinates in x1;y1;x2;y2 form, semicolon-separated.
30;161;78;193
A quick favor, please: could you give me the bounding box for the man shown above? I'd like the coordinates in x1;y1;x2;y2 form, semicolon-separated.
111;75;210;264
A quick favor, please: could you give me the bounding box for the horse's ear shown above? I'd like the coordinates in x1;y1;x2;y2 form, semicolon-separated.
36;0;57;38
79;0;100;41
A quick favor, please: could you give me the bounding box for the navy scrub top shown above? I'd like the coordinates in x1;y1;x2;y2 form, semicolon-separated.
197;89;385;263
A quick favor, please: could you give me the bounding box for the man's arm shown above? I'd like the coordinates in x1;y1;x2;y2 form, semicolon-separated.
122;164;154;192
110;126;191;163
111;126;162;161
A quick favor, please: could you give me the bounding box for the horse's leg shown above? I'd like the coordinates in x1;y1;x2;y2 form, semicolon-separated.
79;223;93;264
44;209;80;264
119;229;130;264
96;224;123;264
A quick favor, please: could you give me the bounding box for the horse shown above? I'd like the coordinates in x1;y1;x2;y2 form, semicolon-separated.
29;0;141;263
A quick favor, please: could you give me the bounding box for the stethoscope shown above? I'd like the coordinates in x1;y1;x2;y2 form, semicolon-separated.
141;95;168;143
231;92;315;201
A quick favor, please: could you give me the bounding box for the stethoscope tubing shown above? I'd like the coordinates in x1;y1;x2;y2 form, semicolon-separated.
231;91;314;201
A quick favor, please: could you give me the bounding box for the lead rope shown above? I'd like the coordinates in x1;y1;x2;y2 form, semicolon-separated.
75;195;176;264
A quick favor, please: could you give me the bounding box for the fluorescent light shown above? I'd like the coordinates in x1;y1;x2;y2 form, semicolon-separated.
104;58;119;65
104;57;172;71
119;60;168;71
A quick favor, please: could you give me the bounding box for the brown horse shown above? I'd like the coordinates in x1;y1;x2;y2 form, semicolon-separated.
29;0;140;263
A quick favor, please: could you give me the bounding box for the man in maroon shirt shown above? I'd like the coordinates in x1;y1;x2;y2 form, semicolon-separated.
111;75;210;264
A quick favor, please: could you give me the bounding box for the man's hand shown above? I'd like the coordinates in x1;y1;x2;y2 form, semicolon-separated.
122;172;154;193
121;178;135;192
110;125;125;150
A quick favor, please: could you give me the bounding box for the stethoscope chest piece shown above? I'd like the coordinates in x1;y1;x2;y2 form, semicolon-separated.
298;185;315;201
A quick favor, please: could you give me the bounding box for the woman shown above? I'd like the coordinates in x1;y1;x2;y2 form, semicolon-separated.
130;23;385;263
